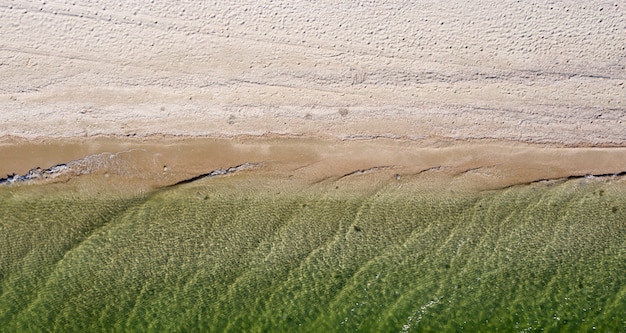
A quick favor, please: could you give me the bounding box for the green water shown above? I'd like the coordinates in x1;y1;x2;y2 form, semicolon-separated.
1;177;625;332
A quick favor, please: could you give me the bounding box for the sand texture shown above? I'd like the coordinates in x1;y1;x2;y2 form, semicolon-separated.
2;137;626;194
2;3;626;330
1;0;625;145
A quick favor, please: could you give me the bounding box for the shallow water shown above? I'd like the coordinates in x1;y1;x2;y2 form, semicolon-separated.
1;176;625;332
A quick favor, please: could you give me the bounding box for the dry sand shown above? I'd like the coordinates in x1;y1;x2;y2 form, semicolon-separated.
1;0;624;144
1;1;625;187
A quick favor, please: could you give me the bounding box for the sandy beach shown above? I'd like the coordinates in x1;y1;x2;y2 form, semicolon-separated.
1;0;625;184
2;3;626;331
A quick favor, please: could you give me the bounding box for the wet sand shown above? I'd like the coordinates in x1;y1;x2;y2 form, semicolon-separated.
2;136;626;193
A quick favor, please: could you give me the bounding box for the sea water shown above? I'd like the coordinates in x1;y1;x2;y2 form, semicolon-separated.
0;176;624;332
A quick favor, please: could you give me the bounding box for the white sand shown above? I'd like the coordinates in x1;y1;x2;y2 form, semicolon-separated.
1;1;625;145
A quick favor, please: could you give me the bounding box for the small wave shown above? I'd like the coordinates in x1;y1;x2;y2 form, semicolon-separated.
0;150;143;185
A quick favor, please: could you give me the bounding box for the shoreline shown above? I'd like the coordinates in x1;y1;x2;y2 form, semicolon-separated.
2;162;624;332
2;1;625;330
2;135;626;193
